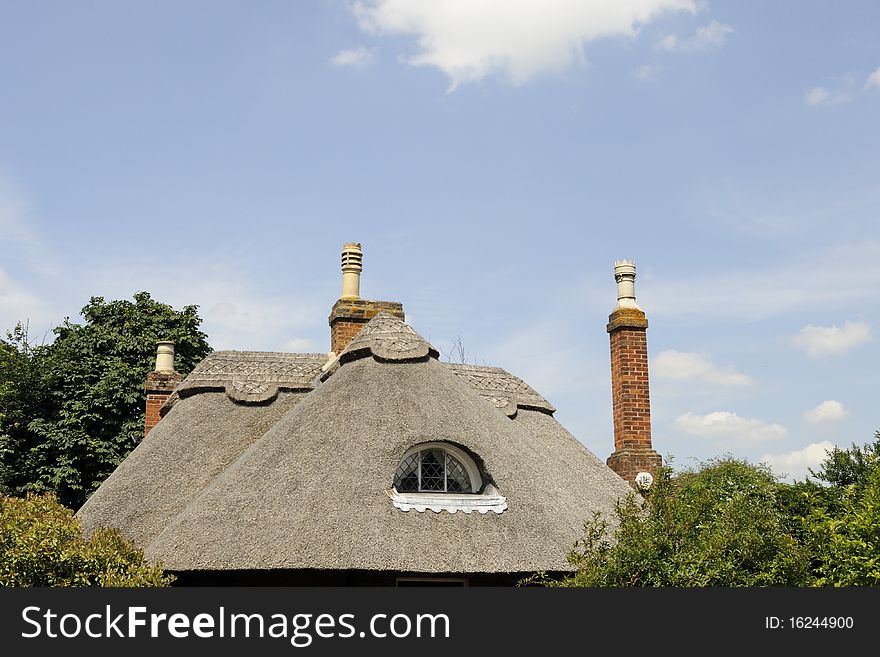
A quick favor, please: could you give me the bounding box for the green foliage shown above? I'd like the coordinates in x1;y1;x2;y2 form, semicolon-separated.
0;323;51;496
802;433;880;586
811;432;880;488
544;459;811;587
0;293;211;508
536;435;880;588
0;493;173;587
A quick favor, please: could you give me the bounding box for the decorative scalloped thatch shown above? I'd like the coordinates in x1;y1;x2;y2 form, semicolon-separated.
338;312;439;363
445;363;556;416
175;351;328;404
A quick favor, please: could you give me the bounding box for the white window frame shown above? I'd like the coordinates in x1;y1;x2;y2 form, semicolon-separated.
395;441;483;494
390;442;508;515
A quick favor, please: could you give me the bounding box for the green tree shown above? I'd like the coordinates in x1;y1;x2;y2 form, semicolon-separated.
0;493;172;586
801;432;880;586
0;292;211;508
0;323;51;496
541;458;812;587
811;432;880;491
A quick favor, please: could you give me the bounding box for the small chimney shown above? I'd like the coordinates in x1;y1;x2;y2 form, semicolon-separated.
328;242;405;355
606;260;661;486
144;340;182;437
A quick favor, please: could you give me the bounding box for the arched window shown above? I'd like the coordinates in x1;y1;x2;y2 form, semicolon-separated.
393;443;482;494
390;443;506;514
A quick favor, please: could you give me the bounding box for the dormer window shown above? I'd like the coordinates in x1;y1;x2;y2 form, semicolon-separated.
394;447;472;493
389;442;507;514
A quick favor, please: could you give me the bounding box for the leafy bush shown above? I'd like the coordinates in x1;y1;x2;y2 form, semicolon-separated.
0;493;172;587
811;433;880;489
542;458;811;587
802;433;880;586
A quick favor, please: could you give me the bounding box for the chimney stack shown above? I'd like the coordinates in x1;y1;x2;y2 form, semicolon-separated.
606;260;661;485
328;242;405;355
144;340;181;436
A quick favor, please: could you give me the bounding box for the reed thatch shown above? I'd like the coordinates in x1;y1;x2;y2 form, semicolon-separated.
78;314;633;576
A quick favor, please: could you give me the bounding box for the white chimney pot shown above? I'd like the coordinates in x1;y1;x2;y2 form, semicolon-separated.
155;341;176;373
613;259;641;310
340;242;363;300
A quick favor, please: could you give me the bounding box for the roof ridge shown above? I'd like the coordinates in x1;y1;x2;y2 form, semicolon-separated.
177;350;328;404
443;362;556;416
338;312;439;364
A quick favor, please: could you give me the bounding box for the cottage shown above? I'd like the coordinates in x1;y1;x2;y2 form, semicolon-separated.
77;243;661;585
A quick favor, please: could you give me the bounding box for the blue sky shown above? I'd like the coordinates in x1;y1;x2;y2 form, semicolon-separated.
2;1;878;480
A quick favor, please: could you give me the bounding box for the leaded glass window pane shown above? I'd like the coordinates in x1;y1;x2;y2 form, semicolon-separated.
445;454;470;492
393;447;474;493
420;449;446;491
394;452;420;492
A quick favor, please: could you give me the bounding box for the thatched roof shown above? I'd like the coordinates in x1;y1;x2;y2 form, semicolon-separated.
175;350;328;403
446;363;556;416
78;313;633;575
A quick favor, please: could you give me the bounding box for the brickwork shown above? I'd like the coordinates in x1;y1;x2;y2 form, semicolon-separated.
329;299;405;354
607;449;662;485
144;371;181;436
607;307;660;485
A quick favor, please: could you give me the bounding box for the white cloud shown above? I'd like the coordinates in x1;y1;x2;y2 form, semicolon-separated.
0;168;56;276
0;174;33;245
0;167;64;338
70;258;326;353
331;47;376;67
793;320;870;357
657;20;733;52
484;319;598;399
806;69;880;104
656;35;678;51
688;174;880;242
181;283;322;352
352;0;696;88
804;400;849;425
805;72;861;106
805;85;853;106
283;337;319;352
865;66;880;91
652;349;752;385
760;441;835;481
693;20;734;49
806;86;830;106
640;240;880;322
634;63;661;80
0;267;52;338
674;411;787;446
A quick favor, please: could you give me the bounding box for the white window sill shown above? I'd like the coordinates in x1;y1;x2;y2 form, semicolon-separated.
388;485;508;515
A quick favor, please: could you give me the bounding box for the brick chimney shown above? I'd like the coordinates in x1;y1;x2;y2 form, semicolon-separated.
144;341;181;436
328;242;405;354
606;260;661;486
